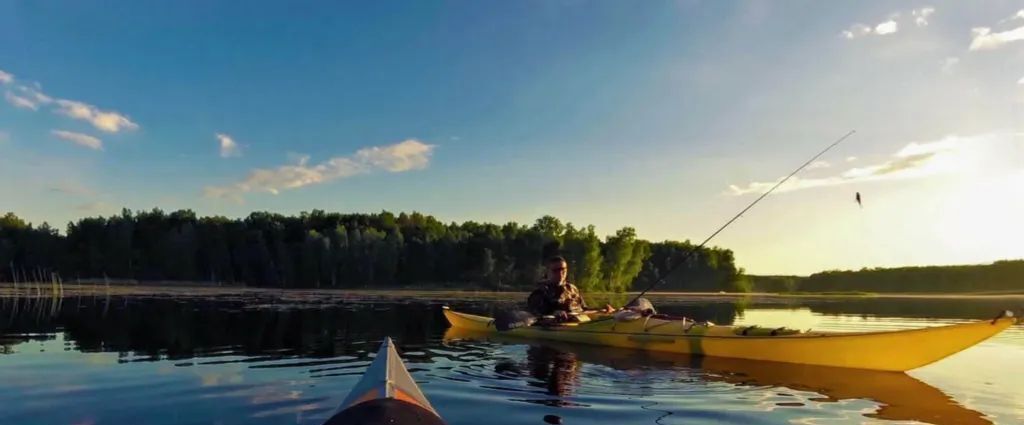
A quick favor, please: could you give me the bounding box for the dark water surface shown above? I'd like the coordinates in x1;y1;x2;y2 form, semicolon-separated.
2;293;1022;425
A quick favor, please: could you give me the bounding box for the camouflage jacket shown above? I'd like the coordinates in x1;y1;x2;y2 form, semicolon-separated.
527;281;587;316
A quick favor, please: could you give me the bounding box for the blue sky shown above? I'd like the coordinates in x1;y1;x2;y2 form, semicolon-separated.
2;1;1023;274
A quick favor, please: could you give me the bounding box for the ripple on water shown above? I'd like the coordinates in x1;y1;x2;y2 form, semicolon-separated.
1;297;1020;425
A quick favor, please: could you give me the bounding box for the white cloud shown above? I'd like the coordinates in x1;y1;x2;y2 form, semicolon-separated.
21;86;53;104
353;139;435;172
875;20;899;35
807;160;831;170
940;57;960;74
5;85;55;110
0;70;139;132
912;7;935;27
843;8;936;40
204;139;436;201
52;130;104;151
727;133;1014;196
999;10;1024;24
969;25;1024;50
842;24;872;39
54;99;138;133
1018;75;1024;85
5;91;39;110
216;133;242;158
285;151;311;165
846;156;858;162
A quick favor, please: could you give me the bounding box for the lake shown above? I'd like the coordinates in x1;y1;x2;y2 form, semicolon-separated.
1;290;1022;425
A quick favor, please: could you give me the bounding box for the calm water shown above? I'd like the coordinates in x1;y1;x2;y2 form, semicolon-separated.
1;293;1022;425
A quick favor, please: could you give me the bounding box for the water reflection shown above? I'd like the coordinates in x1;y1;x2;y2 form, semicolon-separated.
1;294;1017;425
1;296;447;358
444;327;991;425
493;345;583;401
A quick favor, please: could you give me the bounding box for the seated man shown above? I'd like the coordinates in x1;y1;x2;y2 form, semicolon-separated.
527;256;612;321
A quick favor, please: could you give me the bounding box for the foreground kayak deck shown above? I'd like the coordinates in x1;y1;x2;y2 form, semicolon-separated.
324;337;446;425
443;307;1016;372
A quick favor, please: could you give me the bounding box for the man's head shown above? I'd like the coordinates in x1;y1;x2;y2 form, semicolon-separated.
545;256;568;284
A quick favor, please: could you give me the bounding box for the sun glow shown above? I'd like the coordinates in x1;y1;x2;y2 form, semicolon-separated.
728;133;1024;275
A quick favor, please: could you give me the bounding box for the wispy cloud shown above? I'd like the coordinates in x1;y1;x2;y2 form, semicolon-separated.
204;139;436;202
940;57;960;74
52;129;104;151
999;9;1024;24
76;201;113;214
969;11;1024;52
49;181;97;197
5;85;54;110
216;133;242;158
1018;75;1024;85
0;68;138;133
727;134;1010;196
353;139;435;172
842;24;872;39
843;20;898;39
912;7;935;27
842;8;935;39
5;91;39;110
54;99;138;133
807;160;831;170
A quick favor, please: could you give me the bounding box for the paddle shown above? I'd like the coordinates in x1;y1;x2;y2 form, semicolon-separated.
493;310;538;331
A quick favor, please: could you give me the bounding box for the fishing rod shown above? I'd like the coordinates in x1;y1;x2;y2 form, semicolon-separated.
625;130;857;306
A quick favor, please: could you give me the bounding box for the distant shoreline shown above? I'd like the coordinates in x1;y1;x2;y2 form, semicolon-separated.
2;281;1022;300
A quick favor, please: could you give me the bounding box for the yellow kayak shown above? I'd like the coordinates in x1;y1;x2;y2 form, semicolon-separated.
442;307;1016;372
443;328;990;425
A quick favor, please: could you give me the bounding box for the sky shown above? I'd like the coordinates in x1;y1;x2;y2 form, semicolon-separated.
1;1;1022;275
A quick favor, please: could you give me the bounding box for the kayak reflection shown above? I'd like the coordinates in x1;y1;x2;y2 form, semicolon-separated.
444;327;991;425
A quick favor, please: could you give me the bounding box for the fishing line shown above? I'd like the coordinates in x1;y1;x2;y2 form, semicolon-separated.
625;130;857;306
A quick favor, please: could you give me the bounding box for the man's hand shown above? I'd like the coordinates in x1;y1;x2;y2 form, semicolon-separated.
602;304;615;313
554;310;569;321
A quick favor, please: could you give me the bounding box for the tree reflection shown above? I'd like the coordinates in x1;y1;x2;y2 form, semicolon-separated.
0;296;446;360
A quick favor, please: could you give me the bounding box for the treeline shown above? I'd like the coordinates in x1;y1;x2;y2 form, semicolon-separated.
0;210;744;292
749;261;1024;293
636;241;749;292
803;261;1024;293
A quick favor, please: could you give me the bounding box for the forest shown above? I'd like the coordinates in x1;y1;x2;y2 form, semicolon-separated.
800;261;1024;293
0;209;745;292
750;261;1024;294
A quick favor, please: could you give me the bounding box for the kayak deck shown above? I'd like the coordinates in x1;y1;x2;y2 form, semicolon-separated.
443;307;1016;372
324;337;445;425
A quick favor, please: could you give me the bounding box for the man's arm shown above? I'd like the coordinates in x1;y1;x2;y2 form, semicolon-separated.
526;289;547;316
578;288;589;311
573;284;614;314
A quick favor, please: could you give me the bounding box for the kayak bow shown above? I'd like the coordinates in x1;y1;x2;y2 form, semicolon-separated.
443;307;1016;372
324;337;445;425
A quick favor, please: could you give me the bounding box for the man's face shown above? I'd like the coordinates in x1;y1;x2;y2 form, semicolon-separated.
549;260;568;284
